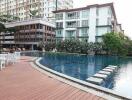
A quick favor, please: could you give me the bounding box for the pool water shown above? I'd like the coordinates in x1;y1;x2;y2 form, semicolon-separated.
40;54;117;80
22;52;132;97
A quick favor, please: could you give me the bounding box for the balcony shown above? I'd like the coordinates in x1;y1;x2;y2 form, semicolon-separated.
66;12;80;20
66;21;80;28
4;36;14;39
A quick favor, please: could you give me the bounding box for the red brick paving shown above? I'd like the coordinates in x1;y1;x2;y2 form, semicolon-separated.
0;56;105;100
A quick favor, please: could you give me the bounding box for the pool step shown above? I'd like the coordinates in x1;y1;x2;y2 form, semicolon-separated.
105;67;116;70
102;68;114;72
86;77;104;85
93;73;108;80
106;66;118;71
108;65;117;68
86;65;118;86
98;71;111;75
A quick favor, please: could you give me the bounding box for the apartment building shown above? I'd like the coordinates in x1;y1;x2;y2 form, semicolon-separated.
0;0;73;21
0;18;55;50
53;3;124;43
0;0;73;49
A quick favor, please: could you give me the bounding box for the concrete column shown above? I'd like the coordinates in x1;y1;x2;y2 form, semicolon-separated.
88;7;97;42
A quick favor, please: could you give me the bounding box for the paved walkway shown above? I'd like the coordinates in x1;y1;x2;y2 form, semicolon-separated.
0;56;105;100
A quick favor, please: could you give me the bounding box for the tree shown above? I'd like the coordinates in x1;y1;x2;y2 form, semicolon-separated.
38;41;45;51
38;41;56;51
0;14;19;52
102;32;122;55
0;14;20;22
0;23;6;32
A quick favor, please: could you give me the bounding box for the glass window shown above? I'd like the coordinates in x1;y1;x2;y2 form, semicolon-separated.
66;12;80;19
56;13;63;20
96;8;99;16
56;30;63;37
81;28;88;35
66;21;80;28
40;24;43;29
56;22;63;28
82;20;89;27
82;10;89;18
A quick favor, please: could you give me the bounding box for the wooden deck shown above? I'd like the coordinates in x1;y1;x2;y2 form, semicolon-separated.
0;56;105;100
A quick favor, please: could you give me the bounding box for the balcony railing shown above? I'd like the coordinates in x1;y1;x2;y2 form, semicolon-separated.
79;34;88;37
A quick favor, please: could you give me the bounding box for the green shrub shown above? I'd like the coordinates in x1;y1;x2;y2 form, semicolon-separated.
38;41;56;51
56;39;104;54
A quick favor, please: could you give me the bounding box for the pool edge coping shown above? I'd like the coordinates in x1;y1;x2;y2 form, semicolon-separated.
34;57;132;100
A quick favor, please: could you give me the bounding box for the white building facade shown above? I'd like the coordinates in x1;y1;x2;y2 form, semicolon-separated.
0;0;73;21
54;3;123;43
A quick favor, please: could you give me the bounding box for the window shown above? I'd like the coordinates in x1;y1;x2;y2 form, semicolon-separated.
66;12;80;19
81;28;88;35
82;10;89;18
40;24;43;29
56;22;63;28
56;30;62;35
56;30;63;37
66;21;80;28
96;27;107;36
82;20;89;27
66;31;75;38
56;13;63;20
96;8;99;16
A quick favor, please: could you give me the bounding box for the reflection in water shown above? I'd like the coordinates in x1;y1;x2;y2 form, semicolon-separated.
29;52;132;97
112;63;132;97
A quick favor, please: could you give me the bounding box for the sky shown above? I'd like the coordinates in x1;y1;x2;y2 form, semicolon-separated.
74;0;132;39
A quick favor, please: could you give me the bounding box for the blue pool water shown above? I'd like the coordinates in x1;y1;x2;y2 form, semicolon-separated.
22;52;132;97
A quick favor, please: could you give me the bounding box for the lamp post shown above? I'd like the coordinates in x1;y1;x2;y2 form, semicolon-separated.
56;0;57;11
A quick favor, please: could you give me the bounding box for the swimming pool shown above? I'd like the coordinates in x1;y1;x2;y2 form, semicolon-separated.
22;52;132;97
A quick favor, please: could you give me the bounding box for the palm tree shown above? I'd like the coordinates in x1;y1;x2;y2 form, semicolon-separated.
29;10;39;18
0;14;19;32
